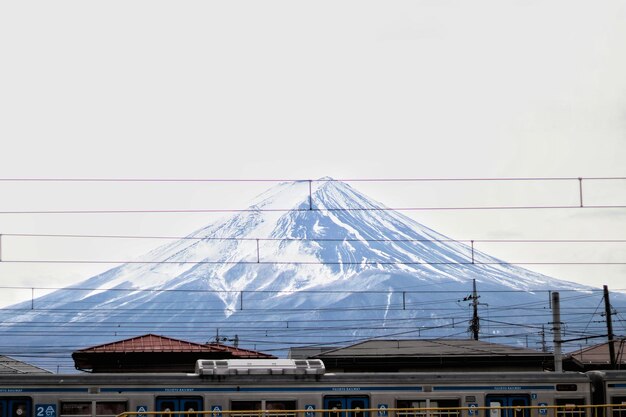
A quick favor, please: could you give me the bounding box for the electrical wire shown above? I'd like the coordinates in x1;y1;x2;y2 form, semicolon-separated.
3;205;626;214
2;259;625;265
1;176;625;182
4;232;626;243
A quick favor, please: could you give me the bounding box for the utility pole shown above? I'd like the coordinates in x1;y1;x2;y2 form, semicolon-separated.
551;292;563;372
539;325;548;353
464;279;480;340
603;285;617;368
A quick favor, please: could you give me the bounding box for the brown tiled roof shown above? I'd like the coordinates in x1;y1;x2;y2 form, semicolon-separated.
567;339;626;365
72;334;276;372
75;334;274;358
77;334;207;353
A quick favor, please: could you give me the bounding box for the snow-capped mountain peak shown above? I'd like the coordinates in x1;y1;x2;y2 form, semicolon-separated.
2;179;622;372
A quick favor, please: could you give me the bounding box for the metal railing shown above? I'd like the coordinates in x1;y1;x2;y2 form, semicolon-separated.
117;404;626;417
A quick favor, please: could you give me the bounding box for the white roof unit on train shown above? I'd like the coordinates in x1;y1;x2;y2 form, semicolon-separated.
195;359;325;376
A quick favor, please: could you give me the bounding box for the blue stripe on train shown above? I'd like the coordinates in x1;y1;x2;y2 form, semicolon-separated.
0;388;89;393
100;387;424;393
433;386;555;391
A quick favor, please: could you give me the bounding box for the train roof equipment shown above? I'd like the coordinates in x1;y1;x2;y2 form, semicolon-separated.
195;359;325;376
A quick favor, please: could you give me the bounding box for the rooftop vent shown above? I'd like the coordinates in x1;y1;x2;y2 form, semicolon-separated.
195;359;325;376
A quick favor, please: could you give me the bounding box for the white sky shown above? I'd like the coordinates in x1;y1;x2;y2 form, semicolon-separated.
1;0;625;307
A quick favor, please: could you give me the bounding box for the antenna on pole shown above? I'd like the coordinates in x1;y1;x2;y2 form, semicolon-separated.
539;325;548;353
214;328;225;343
463;279;480;340
210;328;239;347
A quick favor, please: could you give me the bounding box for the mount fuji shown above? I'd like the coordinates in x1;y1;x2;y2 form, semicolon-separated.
1;179;624;372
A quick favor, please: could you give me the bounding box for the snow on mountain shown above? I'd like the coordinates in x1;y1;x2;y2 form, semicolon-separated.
0;179;623;371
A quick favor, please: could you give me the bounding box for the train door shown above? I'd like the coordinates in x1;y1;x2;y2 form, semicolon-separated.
0;398;31;417
485;395;530;417
324;396;369;417
156;397;203;417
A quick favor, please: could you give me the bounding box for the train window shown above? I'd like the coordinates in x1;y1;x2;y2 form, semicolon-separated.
555;399;585;417
325;398;343;417
156;397;203;417
323;397;370;417
11;400;30;417
610;397;626;417
232;400;262;417
486;395;530;417
1;399;32;417
61;401;126;417
158;399;176;417
95;402;127;417
231;401;296;417
349;399;366;417
489;401;502;417
396;400;460;417
61;403;92;417
266;401;296;417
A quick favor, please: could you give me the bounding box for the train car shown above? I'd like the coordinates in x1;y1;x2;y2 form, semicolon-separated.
587;371;626;417
0;360;594;417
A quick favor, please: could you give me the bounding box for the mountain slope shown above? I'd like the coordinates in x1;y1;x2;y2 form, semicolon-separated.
0;179;623;371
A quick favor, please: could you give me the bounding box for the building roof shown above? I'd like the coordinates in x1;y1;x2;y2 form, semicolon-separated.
75;333;271;356
316;339;549;358
312;339;554;372
288;346;337;359
566;338;626;369
0;355;51;374
72;334;276;372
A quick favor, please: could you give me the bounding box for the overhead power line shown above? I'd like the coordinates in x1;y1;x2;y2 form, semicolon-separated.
4;232;626;243
1;234;623;267
0;176;624;213
2;205;626;214
2;259;625;265
1;176;625;182
1;285;615;296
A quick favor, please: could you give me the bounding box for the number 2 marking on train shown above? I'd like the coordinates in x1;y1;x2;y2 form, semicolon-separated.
36;405;56;417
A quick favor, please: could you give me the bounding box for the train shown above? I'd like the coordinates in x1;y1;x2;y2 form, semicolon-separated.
1;360;625;417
